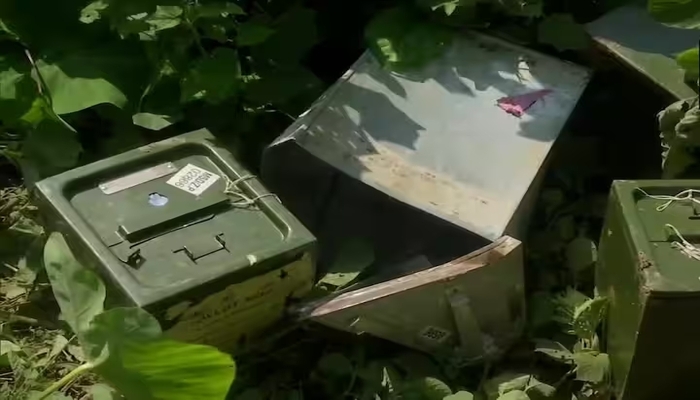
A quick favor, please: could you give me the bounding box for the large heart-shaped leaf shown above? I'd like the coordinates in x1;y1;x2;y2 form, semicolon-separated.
80;307;234;400
43;232;105;334
37;44;148;114
82;307;162;363
22;118;82;174
572;352;609;384
102;338;236;400
648;0;700;28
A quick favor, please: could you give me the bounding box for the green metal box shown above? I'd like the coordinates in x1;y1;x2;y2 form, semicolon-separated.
597;180;700;399
35;129;316;351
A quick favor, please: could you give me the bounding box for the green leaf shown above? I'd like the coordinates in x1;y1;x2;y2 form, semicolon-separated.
82;307;162;363
444;391;475;400
525;381;555;400
87;383;120;400
22;118;82;174
43;232;105;334
0;340;21;367
80;1;183;38
191;2;245;19
0;55;37;124
366;7;453;72
401;377;452;400
244;66;321;113
484;373;530;400
497;390;530;400
537;14;589;52
552;288;590;335
317;353;354;377
237;22;275;46
132;112;176;130
418;0;462;15
100;338;236;400
534;339;574;363
253;7;317;64
319;239;374;289
572;352;609;383
648;0;700;28
664;144;696;178
572;297;608;340
79;0;109;24
677;47;699;79
28;392;73;400
37;45;148;114
181;48;241;104
565;237;597;273
144;6;183;34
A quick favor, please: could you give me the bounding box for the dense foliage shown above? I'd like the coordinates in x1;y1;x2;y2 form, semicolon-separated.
0;0;605;184
0;0;695;398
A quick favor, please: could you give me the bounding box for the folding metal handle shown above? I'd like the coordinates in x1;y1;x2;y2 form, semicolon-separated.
173;233;228;262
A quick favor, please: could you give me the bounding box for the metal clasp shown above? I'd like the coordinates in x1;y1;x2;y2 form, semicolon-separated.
173;233;228;262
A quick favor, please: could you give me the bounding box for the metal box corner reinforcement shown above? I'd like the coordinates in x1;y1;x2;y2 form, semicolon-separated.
36;129;316;352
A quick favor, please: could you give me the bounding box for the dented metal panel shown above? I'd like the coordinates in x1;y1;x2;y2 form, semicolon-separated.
296;236;525;363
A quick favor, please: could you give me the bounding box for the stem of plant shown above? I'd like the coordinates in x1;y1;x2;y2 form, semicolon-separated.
36;362;95;400
185;17;207;57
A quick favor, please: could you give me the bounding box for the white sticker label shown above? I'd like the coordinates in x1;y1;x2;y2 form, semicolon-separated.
166;164;220;196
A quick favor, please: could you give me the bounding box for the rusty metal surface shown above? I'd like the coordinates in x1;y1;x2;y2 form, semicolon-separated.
271;32;590;240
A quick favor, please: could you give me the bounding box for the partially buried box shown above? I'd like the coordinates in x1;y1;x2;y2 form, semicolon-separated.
263;32;590;363
35;129;316;352
598;180;700;399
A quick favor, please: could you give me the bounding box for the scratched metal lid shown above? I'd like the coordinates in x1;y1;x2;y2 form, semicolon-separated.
35;129;315;307
271;32;590;240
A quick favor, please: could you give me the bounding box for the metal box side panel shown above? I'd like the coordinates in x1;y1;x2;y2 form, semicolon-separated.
276;33;590;240
597;185;647;397
297;237;525;360
261;140;338;233
622;295;700;400
586;6;697;100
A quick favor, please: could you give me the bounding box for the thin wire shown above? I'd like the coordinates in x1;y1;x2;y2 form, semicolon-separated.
635;187;700;211
223;175;280;208
637;187;700;262
666;224;700;261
